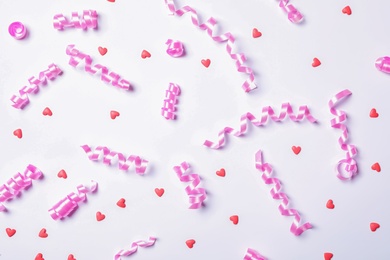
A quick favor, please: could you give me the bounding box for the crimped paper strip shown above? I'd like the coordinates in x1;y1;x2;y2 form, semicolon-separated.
53;10;98;30
244;248;267;260
115;237;157;260
162;83;181;120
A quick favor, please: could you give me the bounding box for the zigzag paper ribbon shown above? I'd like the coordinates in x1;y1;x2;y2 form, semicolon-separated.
53;10;98;30
279;0;303;23
244;248;267;260
114;237;157;260
161;83;181;120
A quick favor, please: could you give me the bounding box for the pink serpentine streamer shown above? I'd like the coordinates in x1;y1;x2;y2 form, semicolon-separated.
204;103;317;149
114;237;157;260
48;180;97;220
81;145;148;175
244;248;267;260
53;10;98;30
255;150;312;236
173;162;206;209
161;83;181;120
66;45;131;90
375;56;390;74
0;165;43;212
329;89;358;180
165;0;257;93
279;0;303;23
166;39;184;57
10;64;63;109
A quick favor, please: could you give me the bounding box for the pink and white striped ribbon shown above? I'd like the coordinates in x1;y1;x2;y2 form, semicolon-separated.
114;237;157;260
244;248;267;260
161;83;181;120
279;0;303;23
53;10;98;30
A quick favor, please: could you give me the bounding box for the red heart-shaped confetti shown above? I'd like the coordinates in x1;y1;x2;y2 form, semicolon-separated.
6;228;16;237
201;59;211;68
342;6;352;15
229;215;239;225
116;198;126;208
216;168;226;177
96;211;106;221
13;128;23;139
98;46;108;56
39;228;48;238
57;169;67;179
107;0;115;2
35;253;44;260
110;110;120;119
324;252;333;260
155;188;165;197
186;239;196;248
42;107;53;116
370;222;380;232
326;199;335;209
141;50;151;59
68;254;76;260
292;146;301;155
252;28;262;38
371;162;381;172
312;57;321;67
370;108;379;118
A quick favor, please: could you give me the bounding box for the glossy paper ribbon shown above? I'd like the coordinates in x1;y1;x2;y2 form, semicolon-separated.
8;22;27;39
81;145;148;175
329;89;358;180
173;162;206;209
375;56;390;74
244;248;267;260
66;45;131;90
204;103;317;149
0;165;43;212
255;150;312;236
53;10;98;30
166;39;184;57
279;0;303;23
162;83;181;120
10;64;63;109
114;237;157;260
48;180;97;220
165;0;257;92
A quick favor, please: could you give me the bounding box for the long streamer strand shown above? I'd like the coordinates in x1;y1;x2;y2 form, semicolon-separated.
53;10;98;30
114;237;157;260
161;83;181;120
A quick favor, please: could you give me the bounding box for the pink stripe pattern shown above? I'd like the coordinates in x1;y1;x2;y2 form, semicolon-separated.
161;83;181;120
114;237;157;260
244;248;267;260
53;10;98;30
279;0;303;23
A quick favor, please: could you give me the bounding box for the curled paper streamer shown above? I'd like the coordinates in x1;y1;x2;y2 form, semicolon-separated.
0;165;43;212
114;237;157;260
329;89;358;180
81;145;148;175
48;180;97;220
8;22;27;39
173;162;206;209
279;0;303;23
165;0;257;92
66;45;131;90
204;103;317;149
161;83;181;120
53;10;98;30
255;150;312;236
166;39;184;57
10;64;63;109
375;56;390;74
244;248;267;260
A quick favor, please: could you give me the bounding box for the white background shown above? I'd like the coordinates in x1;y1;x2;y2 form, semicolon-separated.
1;0;390;259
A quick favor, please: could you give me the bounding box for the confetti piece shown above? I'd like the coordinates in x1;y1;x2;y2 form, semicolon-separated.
324;252;333;260
13;128;22;139
186;239;196;248
96;211;105;221
6;228;16;237
155;188;165;197
252;28;262;38
255;150;312;236
48;180;97;220
342;6;352;15
8;22;27;39
375;56;390;74
39;228;48;238
110;110;120;119
53;10;98;30
165;0;257;92
161;83;181;120
291;146;301;155
216;168;226;177
57;169;67;179
141;50;151;59
35;253;44;260
173;162;207;209
114;237;157;260
370;222;380;232
204;103;317;149
68;254;76;260
229;215;239;225
279;0;303;23
0;164;43;212
98;46;108;56
371;162;381;172
66;45;131;90
81;145;148;174
42;107;53;116
370;108;379;118
117;198;126;208
312;58;321;67
244;248;267;260
10;64;62;109
329;89;358;180
166;39;184;57
201;59;211;68
326;199;335;209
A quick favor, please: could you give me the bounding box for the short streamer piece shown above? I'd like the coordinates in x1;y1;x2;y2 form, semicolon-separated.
81;145;148;175
0;165;43;212
161;83;181;120
255;150;312;236
279;0;303;23
375;56;390;74
53;10;98;30
204;103;317;149
173;162;206;209
244;248;267;260
10;64;63;109
66;45;131;90
48;180;97;220
165;0;257;93
329;89;358;180
114;237;157;260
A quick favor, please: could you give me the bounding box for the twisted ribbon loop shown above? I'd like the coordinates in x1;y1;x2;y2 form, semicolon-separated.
375;56;390;74
8;22;27;39
279;0;303;23
53;10;98;30
166;39;184;57
162;83;181;120
244;248;267;260
114;237;157;260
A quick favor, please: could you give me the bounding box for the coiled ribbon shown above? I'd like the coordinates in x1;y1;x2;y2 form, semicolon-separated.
375;56;390;74
165;0;257;93
10;64;63;109
48;180;97;220
53;10;98;30
66;45;131;90
329;89;358;180
81;145;149;175
173;162;206;209
166;39;184;57
8;22;27;39
204;103;317;149
255;150;312;236
161;83;181;120
244;248;267;260
0;165;43;212
114;237;157;260
279;0;303;23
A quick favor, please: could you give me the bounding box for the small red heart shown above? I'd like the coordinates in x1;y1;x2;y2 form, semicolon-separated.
342;6;352;15
141;50;151;59
57;169;67;179
42;107;53;116
96;211;106;221
216;168;226;177
324;252;333;260
326;199;335;209
98;46;108;56
110;110;120;119
371;162;381;172
107;0;115;2
229;215;239;225
6;228;16;237
35;253;44;260
370;222;380;232
68;254;76;260
292;146;301;155
370;108;379;118
252;28;262;38
155;188;165;197
39;228;48;238
13;128;23;139
201;59;211;68
186;239;196;248
312;57;321;67
116;198;126;208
